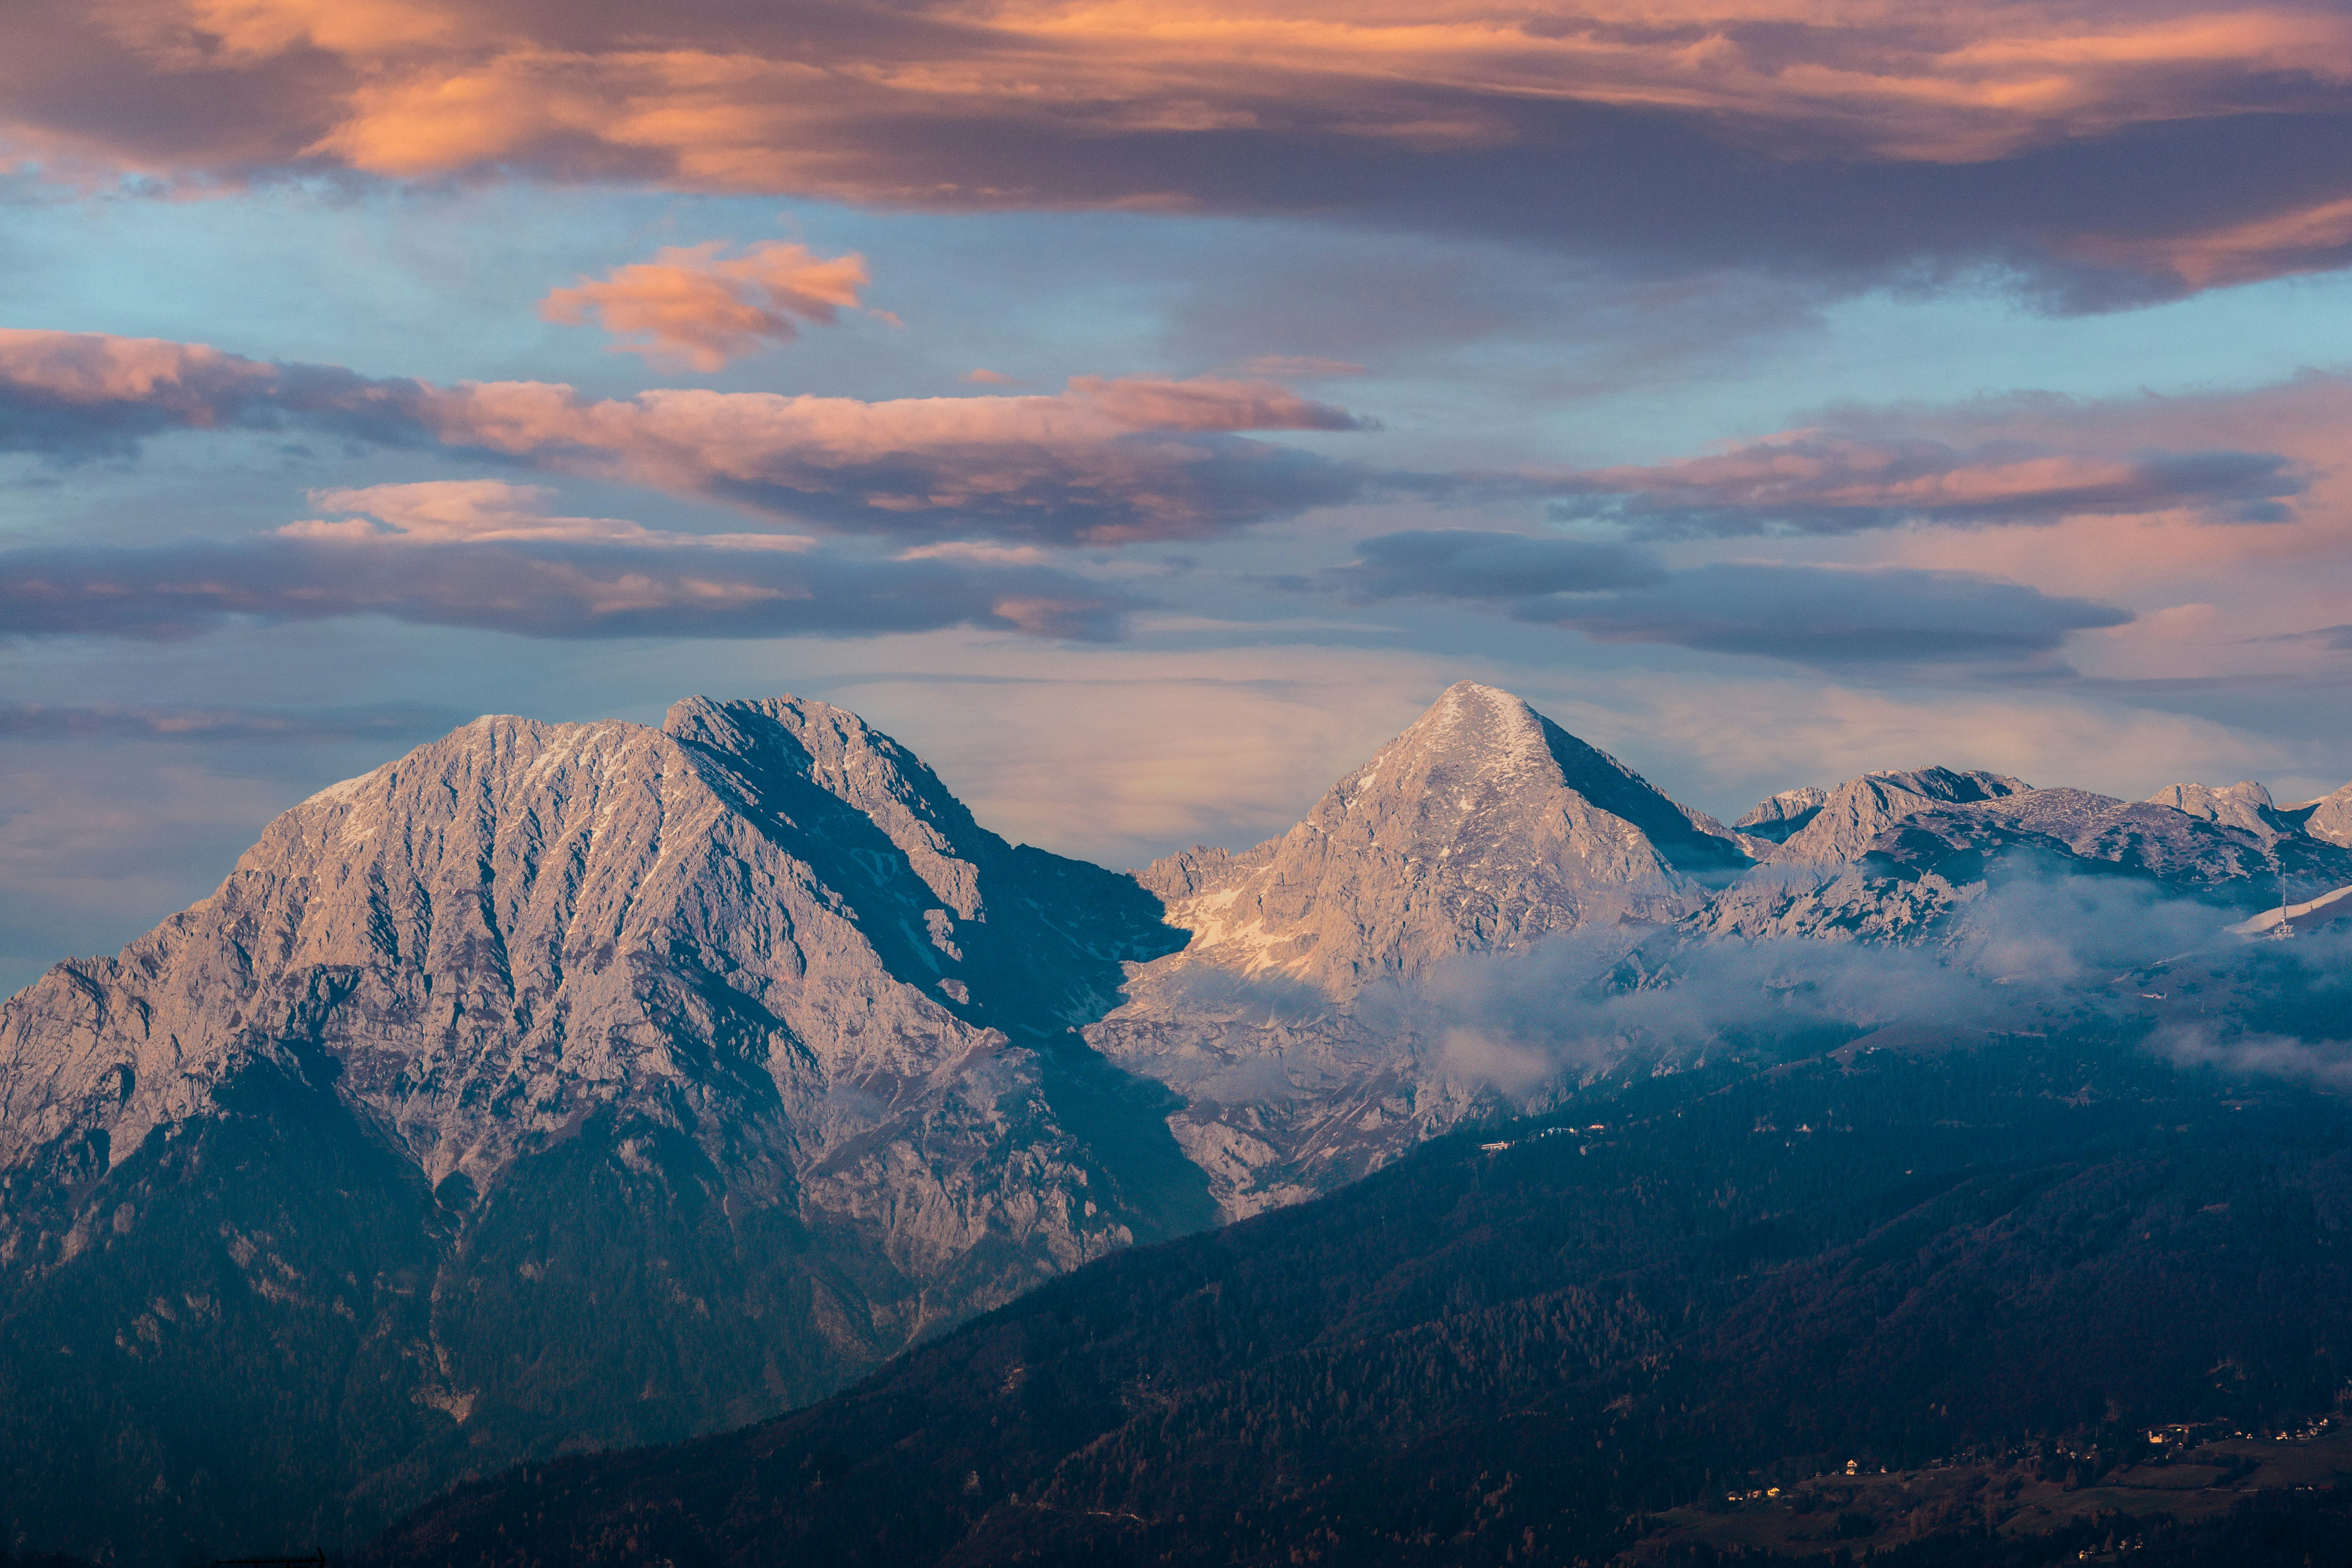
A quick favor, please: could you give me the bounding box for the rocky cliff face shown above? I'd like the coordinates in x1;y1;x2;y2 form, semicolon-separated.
1126;682;1748;998
1753;766;2033;864
2147;779;2284;837
1732;786;1829;843
1692;785;2352;945
2286;780;2352;846
0;695;1196;1562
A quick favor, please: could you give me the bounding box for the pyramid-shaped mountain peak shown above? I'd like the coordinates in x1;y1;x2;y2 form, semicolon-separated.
1099;680;1754;1218
1384;680;1551;757
1124;682;1753;1004
1326;681;1755;882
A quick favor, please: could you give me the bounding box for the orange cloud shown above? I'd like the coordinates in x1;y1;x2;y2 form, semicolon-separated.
540;241;872;370
8;3;2352;296
232;5;2352;178
2067;196;2352;291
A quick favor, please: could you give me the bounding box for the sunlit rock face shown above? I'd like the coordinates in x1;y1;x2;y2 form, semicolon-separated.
2147;779;2285;838
1734;785;1829;843
1090;681;1756;1219
2306;784;2352;846
1749;766;2034;866
1091;692;2352;1224
0;695;1197;1560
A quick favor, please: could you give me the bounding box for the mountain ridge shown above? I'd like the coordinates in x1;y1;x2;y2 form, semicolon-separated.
4;679;2352;1564
0;694;1197;1561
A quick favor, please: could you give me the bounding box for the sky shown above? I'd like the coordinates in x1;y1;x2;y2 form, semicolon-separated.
4;0;2352;995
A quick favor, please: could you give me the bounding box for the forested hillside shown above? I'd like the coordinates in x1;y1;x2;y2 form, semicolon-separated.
368;1016;2352;1567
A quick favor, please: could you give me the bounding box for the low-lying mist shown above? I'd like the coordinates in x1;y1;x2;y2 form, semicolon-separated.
1373;874;2352;1098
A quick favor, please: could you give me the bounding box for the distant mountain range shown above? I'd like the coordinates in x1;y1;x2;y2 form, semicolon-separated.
3;682;2349;1564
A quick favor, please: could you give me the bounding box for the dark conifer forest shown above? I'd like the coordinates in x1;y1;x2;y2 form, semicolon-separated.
362;1024;2352;1567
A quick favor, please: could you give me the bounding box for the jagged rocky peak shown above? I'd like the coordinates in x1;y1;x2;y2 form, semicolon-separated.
0;694;1217;1555
2141;776;2352;847
1735;786;1829;844
1694;784;2352;947
1765;765;2033;864
0;692;1183;1275
2263;779;2352;847
665;694;992;918
1133;681;1751;997
2305;783;2352;846
0;709;758;1178
2145;779;2282;838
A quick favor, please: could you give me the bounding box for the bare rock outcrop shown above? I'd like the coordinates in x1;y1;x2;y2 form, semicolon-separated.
2308;787;2352;845
2280;780;2352;846
1734;786;1829;844
2146;779;2284;838
1761;766;2033;865
0;700;1186;1283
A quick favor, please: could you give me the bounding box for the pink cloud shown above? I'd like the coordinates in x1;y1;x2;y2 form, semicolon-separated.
0;329;276;417
0;478;1141;641
540;241;872;370
40;2;2351;177
0;330;1369;543
1543;432;2305;536
279;480;817;549
7;3;2352;296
